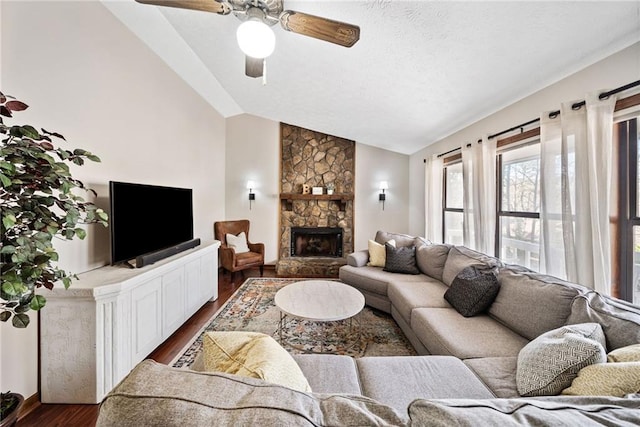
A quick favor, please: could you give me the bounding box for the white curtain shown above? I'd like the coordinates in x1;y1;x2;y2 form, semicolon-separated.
424;155;443;243
461;137;497;253
540;92;616;293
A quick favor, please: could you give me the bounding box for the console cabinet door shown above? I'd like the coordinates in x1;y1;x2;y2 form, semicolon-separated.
162;268;186;338
201;251;218;302
130;277;162;364
185;258;202;314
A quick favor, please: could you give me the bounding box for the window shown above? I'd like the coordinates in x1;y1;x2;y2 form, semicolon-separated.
443;162;463;245
618;117;640;304
497;143;541;270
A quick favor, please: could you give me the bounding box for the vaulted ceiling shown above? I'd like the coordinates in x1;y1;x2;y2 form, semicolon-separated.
104;1;640;154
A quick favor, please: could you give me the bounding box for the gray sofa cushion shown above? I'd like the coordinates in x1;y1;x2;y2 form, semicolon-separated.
408;396;640;426
375;230;416;247
445;266;500;317
441;246;503;286
489;268;585;340
97;359;407;427
387;279;451;325
384;244;420;274
415;244;451;281
463;357;519;398
339;265;428;297
293;354;362;395
356;356;493;413
411;308;529;358
567;291;640;350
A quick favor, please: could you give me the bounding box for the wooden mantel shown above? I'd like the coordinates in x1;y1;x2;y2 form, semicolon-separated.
280;193;354;211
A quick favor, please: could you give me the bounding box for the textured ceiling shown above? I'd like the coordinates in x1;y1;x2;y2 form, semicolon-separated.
107;1;640;154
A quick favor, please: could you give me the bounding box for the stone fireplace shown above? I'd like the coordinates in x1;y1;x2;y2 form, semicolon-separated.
277;123;355;276
290;227;343;258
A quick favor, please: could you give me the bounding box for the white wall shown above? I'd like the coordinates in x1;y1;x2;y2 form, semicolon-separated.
354;143;410;251
225;115;280;263
409;41;640;237
1;0;226;399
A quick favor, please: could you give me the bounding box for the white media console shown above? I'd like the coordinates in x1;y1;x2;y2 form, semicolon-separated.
40;240;220;404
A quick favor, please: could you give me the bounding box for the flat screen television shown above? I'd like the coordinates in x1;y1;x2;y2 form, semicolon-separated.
109;181;196;267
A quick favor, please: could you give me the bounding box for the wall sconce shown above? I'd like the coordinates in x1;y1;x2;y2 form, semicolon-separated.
379;181;388;210
247;180;255;210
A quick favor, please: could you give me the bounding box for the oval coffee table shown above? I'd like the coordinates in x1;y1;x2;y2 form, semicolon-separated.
274;280;365;353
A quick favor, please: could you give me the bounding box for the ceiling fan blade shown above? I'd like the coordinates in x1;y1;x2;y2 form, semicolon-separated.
134;0;230;15
279;11;360;48
245;56;263;78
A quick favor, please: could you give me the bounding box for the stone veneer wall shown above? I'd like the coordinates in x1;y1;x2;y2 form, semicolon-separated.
277;123;355;276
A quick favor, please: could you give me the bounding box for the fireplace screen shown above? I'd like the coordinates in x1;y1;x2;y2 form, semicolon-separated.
290;227;343;257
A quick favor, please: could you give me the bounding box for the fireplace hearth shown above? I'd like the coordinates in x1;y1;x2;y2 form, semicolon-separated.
290;227;343;258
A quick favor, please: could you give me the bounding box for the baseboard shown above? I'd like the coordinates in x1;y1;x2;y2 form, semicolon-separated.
18;392;40;421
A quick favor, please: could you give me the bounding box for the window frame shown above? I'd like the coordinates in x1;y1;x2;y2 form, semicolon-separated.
442;159;464;244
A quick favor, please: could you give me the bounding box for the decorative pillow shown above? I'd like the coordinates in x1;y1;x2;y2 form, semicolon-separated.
374;230;415;247
383;243;420;274
444;266;500;317
608;343;640;362
516;323;607;397
562;362;640;397
367;239;395;267
202;331;312;392
226;231;250;253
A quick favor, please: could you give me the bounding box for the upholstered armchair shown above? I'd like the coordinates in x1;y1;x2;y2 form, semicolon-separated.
214;220;264;279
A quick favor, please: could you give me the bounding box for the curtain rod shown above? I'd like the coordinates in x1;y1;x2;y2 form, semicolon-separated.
431;79;640;160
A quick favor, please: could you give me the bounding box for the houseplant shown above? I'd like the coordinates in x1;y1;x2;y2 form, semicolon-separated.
0;391;24;426
0;92;108;329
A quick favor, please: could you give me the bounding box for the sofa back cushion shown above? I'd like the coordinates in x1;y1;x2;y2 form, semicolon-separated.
441;246;502;286
489;268;586;340
566;291;640;350
416;244;451;281
375;230;416;248
97;360;407;427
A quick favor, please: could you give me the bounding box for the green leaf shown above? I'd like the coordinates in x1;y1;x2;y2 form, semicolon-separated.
1;282;22;297
2;214;16;229
12;313;30;328
29;295;46;311
87;154;101;162
0;161;15;172
0;245;16;254
0;173;11;187
62;277;72;289
74;228;87;239
0;311;10;322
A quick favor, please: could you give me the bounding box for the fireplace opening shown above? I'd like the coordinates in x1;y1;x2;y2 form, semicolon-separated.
290;227;343;257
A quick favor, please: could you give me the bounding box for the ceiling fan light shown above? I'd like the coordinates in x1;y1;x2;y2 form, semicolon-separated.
236;20;275;59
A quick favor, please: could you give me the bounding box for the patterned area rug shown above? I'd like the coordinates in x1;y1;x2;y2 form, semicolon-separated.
172;277;416;368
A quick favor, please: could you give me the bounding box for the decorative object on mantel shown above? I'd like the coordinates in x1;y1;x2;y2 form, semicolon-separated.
379;181;388;210
302;184;310;195
247;180;255;210
312;186;323;195
326;183;335;195
0;92;108;329
171;278;416;369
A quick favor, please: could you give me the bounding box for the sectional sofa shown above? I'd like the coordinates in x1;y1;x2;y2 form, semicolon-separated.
96;231;640;426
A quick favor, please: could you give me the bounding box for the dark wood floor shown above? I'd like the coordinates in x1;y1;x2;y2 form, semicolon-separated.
17;268;276;427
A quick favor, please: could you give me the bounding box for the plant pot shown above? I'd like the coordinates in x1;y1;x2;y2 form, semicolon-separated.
0;392;24;427
327;190;334;195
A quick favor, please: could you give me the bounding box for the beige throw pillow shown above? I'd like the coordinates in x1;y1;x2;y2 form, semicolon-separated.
226;231;250;253
202;331;311;392
608;344;640;362
562;362;640;397
367;239;395;267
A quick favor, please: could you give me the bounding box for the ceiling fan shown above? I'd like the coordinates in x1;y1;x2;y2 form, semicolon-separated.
135;0;360;79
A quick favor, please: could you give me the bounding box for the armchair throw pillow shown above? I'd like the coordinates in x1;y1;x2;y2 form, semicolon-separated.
444;266;500;317
383;243;420;274
226;231;250;254
516;323;607;397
